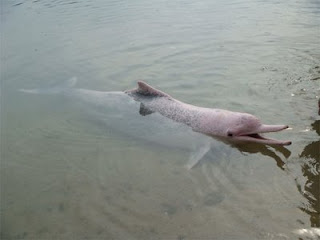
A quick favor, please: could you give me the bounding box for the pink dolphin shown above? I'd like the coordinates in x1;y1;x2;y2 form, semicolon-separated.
126;81;291;146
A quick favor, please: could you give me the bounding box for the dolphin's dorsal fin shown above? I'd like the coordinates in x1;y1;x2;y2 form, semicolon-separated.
126;81;171;98
137;81;172;98
137;81;169;97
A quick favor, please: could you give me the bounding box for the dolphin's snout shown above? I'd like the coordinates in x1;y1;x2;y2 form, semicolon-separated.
283;140;292;146
231;123;291;146
258;124;289;133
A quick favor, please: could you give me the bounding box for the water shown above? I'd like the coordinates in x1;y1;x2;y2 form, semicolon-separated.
1;0;319;239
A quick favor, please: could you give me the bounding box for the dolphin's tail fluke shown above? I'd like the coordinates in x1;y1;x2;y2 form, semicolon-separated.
19;77;77;94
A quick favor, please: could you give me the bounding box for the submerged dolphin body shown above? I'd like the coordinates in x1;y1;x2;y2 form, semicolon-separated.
19;78;211;155
19;78;291;168
125;81;291;146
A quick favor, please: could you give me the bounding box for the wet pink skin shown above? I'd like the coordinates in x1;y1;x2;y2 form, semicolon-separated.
126;81;292;146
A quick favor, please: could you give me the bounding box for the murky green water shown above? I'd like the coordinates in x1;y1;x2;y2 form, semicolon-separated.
1;0;319;239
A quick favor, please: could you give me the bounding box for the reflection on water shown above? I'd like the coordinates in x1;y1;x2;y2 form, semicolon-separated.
1;0;320;239
228;119;319;228
231;143;291;171
299;120;320;227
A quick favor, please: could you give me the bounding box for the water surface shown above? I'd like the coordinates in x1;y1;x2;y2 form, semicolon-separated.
1;0;319;239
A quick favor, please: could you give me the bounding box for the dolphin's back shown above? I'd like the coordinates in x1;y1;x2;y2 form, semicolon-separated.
125;81;204;132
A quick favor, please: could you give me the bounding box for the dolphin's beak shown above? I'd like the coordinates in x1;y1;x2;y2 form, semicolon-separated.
233;125;291;145
257;124;289;133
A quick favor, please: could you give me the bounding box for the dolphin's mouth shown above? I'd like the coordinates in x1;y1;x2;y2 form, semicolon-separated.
234;125;291;145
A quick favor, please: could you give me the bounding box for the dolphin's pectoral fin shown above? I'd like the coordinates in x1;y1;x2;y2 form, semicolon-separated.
186;142;211;170
139;103;154;116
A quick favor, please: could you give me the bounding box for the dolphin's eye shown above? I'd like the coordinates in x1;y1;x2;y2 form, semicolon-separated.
227;131;233;137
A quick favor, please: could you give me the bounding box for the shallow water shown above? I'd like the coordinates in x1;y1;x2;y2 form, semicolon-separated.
1;0;319;239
